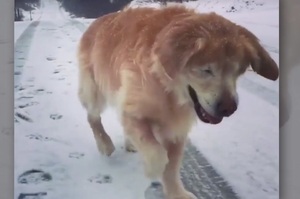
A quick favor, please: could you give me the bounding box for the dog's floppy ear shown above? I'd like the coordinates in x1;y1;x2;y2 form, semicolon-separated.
238;25;279;81
152;18;206;80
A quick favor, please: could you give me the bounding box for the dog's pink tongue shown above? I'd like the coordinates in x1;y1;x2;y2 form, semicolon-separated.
195;104;223;124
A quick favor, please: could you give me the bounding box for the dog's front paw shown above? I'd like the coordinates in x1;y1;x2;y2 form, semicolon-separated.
166;191;197;199
143;147;168;179
96;137;115;156
124;138;137;153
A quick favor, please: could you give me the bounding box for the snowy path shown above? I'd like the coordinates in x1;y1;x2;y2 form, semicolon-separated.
14;17;149;199
14;16;238;199
14;1;279;199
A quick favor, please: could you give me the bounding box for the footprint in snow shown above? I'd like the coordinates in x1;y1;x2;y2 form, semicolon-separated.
16;85;34;92
17;87;26;91
17;96;34;100
53;69;60;74
25;134;69;145
69;152;85;159
88;174;112;184
50;114;63;120
15;112;33;123
18;192;47;199
46;57;56;61
26;88;46;95
26;134;51;141
18;169;52;184
18;101;39;109
36;88;44;92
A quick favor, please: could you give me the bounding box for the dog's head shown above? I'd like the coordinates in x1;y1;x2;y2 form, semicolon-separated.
152;11;279;124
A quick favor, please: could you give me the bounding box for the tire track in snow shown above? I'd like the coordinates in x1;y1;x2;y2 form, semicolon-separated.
14;21;40;90
238;76;278;107
70;18;240;199
236;38;279;107
181;141;239;199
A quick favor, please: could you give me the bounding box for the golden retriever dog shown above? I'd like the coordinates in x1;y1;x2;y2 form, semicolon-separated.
77;5;279;199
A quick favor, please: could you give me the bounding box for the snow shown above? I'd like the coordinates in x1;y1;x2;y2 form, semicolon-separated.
14;0;279;199
14;21;32;44
14;1;150;199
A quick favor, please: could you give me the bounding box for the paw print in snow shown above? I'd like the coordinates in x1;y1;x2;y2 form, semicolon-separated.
50;114;63;120
88;174;112;184
69;152;85;159
46;57;56;61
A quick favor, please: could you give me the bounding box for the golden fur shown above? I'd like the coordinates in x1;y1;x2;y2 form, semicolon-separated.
77;6;279;199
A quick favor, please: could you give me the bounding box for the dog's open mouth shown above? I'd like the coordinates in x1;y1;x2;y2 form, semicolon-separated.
188;85;223;124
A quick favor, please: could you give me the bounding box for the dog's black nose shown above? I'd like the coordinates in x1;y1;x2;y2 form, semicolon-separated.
216;99;237;117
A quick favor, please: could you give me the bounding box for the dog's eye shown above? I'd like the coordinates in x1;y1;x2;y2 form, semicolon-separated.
201;69;214;76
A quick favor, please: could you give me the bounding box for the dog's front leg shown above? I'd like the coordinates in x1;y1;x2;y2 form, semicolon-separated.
122;114;169;180
162;140;197;199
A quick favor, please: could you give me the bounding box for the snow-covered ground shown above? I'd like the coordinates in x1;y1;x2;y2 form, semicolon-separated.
14;21;33;44
14;0;279;199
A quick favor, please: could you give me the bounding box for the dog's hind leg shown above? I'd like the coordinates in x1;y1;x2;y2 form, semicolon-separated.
78;67;115;156
87;114;115;156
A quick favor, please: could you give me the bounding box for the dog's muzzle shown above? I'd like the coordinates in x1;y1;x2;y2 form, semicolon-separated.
188;85;223;124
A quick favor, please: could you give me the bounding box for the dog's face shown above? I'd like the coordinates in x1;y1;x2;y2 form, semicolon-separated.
153;13;279;124
184;60;243;124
